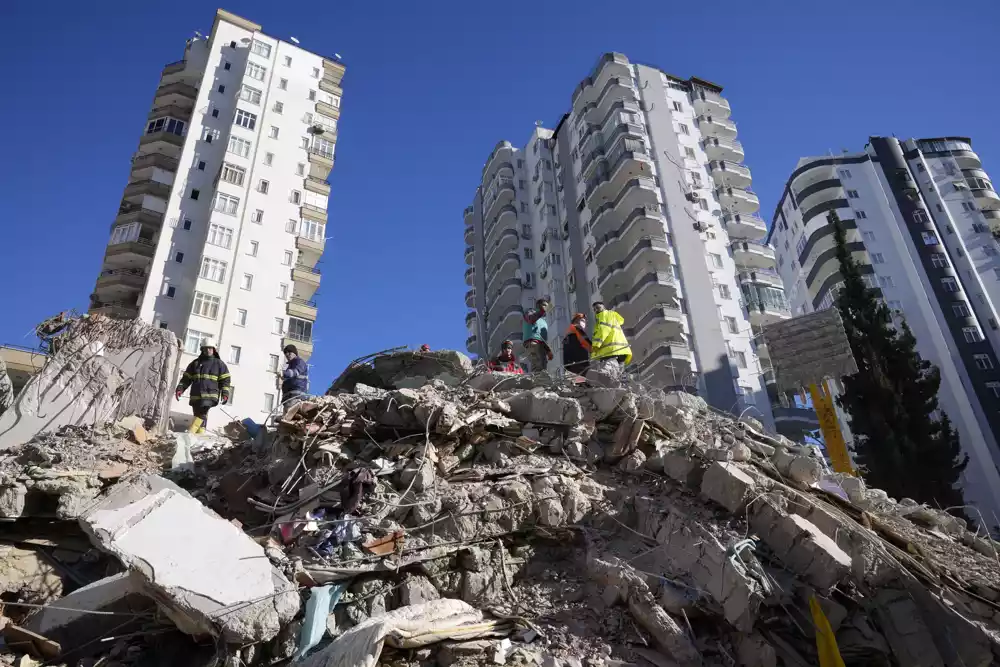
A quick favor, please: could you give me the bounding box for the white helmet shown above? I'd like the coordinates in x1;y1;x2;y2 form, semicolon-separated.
200;336;216;350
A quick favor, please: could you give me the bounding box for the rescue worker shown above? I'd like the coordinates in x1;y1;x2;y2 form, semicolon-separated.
562;312;592;376
487;340;524;374
419;344;431;353
522;299;552;372
175;337;231;433
590;302;632;375
281;344;309;408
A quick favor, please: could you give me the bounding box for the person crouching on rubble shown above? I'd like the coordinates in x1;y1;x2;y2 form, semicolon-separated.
590;301;632;376
488;340;524;373
562;312;592;376
522;298;552;373
175;337;231;433
281;344;309;409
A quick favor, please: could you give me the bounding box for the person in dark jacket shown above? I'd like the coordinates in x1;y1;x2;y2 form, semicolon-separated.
562;312;592;376
175;337;231;433
281;344;309;408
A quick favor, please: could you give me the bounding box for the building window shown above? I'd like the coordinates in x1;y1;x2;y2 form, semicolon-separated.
672;101;683;112
286;219;298;234
279;78;288;90
735;351;747;368
278;283;289;300
930;252;947;268
879;275;895;288
248;240;259;256
246;62;267;82
684;147;696;159
308;90;317;101
953;303;972;317
921;231;939;246
796;235;807;255
986;382;1000;398
862;231;876;242
838;169;852;179
269;354;280;372
854;210;867;219
524;247;533;259
312;137;335;158
229;346;242;364
223;61;231;71
251;40;271;58
269;126;280;139
964;327;984;343
207;223;234;248
296;163;305;176
719;284;731;299
725;316;738;334
277;250;291;267
678;123;689;135
199;257;228;283
190;189;200;200
264;152;274;166
184;329;211;355
871;252;885;264
290;190;302;204
288;317;313;343
710;253;723;268
264;394;275;413
239;85;262;105
146;117;186;136
228;135;252;157
941;277;958;293
312;67;321;78
912;210;929;224
299;218;325;241
217;84;225;94
174;251;184;263
191;292;220;319
846;189;859;199
241;273;253;290
235;309;247;326
273;317;284;335
284;56;292;67
234;109;257;130
164;285;176;298
974;353;993;369
257;179;270;194
221;163;246;186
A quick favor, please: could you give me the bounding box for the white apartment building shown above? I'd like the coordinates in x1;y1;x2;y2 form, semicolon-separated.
89;9;343;421
465;53;786;430
768;136;1000;513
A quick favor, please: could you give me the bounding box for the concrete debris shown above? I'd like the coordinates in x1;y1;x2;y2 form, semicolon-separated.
0;357;13;419
1;346;1000;667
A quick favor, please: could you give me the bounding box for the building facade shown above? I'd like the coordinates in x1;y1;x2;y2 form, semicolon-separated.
465;53;786;430
89;9;343;419
768;136;1000;512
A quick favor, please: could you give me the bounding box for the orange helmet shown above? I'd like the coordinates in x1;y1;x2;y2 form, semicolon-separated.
571;312;586;323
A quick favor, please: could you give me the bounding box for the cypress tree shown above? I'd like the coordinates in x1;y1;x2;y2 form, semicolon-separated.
830;211;968;511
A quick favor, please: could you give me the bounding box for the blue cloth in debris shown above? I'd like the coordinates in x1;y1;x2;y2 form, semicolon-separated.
295;583;346;659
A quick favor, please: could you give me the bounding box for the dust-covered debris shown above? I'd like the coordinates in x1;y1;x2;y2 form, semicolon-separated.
2;347;1000;667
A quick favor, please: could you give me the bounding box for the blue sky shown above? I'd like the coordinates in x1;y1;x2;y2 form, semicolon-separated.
2;0;999;385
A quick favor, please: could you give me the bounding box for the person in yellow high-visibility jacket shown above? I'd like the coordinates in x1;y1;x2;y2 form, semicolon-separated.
589;302;632;375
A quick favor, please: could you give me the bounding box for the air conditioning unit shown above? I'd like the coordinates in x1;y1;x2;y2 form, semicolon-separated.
685;192;700;203
693;222;707;232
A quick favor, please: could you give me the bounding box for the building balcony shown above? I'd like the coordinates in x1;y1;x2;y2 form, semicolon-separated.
105;237;157;265
138;130;185;151
295;235;325;262
606;270;678;320
738;268;783;289
702;137;743;163
484;205;517;248
147;103;192;123
716;186;760;214
754;336;770;362
692;91;731;119
466;335;478;355
589;77;637;122
315;100;341;120
153;81;197;104
953;150;983;171
721;213;767;241
708;161;752;189
465;245;474;266
489;305;525;351
484;178;516;224
590;180;661;241
772;405;820;436
464;224;474;245
573;53;632;109
283;335;313;361
287;298;318;321
305;177;331;198
731;241;776;269
111;205;164;231
131;153;178;173
318;75;343;97
482;142;514;183
485;228;519;269
626;303;685;347
487;252;521;294
95;267;148;291
598;237;672;297
292;263;321;300
584;143;654;207
489;277;523;315
697;116;737;140
464;205;474;223
594;206;667;266
465;310;478;329
742;284;790;326
123;179;172;201
322;58;346;85
638;341;694;388
465;289;476;308
308;150;334;181
465;267;475;287
89;300;139;319
972;186;1000;211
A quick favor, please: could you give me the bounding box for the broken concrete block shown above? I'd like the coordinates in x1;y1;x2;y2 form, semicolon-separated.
658;391;707;412
659;450;705;488
468;372;542;392
736;634;777;667
701;462;756;514
0;482;27;517
400;574;440;606
617;449;646;474
506;390;583;425
400;457;436;492
0;544;64;605
645;399;695;435
586;388;629;420
79;475;299;643
753;504;851;590
0;316;181;450
374;349;473;389
873;589;946;667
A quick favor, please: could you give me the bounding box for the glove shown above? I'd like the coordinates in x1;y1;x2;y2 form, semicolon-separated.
221;393;230;405
175;389;182;401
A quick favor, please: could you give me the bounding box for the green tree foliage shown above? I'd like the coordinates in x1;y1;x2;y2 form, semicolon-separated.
830;211;968;511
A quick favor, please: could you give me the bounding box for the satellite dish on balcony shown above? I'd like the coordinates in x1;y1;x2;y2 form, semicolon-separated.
290;37;300;44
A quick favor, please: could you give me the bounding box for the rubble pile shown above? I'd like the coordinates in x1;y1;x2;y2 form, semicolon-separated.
2;351;1000;667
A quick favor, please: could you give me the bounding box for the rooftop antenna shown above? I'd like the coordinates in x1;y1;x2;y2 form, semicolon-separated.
535;120;544;127
290;36;300;44
334;53;342;60
194;31;204;39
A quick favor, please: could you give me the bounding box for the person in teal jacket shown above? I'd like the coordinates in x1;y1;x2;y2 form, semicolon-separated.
522;299;551;372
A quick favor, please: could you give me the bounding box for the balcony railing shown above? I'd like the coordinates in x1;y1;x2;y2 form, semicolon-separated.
295;264;322;275
99;268;147;278
290;297;317;308
285;330;313;344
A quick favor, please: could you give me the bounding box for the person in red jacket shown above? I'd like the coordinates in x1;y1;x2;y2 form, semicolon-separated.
487;340;524;374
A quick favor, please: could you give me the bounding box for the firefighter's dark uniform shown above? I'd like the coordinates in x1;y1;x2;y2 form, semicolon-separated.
176;350;231;431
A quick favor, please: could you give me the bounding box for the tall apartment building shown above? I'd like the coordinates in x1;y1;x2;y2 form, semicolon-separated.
89;9;343;420
464;53;787;430
768;136;1000;512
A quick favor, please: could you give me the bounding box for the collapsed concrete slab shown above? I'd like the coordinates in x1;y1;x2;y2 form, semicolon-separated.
79;475;299;643
328;349;473;393
506;390;583;425
0;315;181;450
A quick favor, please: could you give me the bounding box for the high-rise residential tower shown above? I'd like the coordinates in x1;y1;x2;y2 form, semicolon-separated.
768;136;1000;512
89;9;343;420
465;53;787;430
